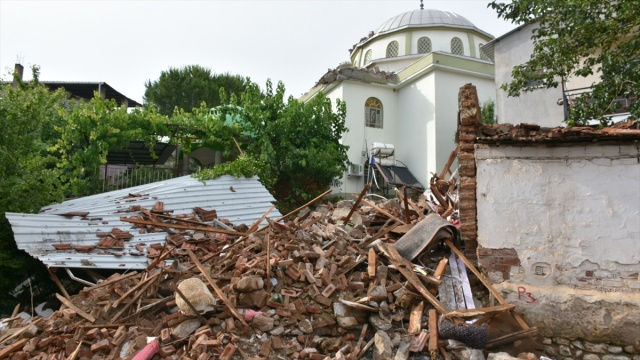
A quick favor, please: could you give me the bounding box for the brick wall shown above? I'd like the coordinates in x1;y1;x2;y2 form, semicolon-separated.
456;84;481;261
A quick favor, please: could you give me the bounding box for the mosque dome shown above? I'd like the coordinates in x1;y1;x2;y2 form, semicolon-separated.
374;9;479;35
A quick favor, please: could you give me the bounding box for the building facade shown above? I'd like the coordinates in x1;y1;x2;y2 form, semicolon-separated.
301;7;496;196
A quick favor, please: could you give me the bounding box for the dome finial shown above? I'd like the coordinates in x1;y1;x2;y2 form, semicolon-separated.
420;0;424;10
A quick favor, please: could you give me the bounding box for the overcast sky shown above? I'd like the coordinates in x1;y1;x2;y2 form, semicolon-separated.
1;0;517;104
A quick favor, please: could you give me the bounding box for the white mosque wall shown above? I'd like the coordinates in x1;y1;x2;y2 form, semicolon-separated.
396;72;437;189
326;81;399;196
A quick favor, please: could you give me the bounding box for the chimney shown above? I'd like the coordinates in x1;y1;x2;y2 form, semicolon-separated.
12;63;24;88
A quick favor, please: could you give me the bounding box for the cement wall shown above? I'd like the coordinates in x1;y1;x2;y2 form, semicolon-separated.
474;143;640;345
492;23;565;127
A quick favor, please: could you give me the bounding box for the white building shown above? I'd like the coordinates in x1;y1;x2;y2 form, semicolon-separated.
301;7;496;196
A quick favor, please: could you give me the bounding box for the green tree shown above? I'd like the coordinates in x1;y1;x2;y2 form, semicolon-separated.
0;66;174;314
490;0;640;125
480;99;497;124
51;94;170;196
198;80;349;212
143;65;248;116
0;68;69;314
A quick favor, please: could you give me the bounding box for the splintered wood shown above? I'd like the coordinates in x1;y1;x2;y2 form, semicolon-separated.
0;193;530;359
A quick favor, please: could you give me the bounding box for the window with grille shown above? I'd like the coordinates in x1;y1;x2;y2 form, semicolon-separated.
386;41;399;58
451;37;464;55
418;37;432;54
479;43;490;60
364;50;372;65
365;97;383;128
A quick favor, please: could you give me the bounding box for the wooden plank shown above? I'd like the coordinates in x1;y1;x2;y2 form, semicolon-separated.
403;186;410;223
112;271;160;308
408;301;424;334
448;252;466;311
120;217;246;236
247;205;275;234
439;145;460;180
367;248;376;278
109;273;160;324
344;184;371;224
456;255;476;309
444;239;530;331
428;309;438;358
484;327;538;349
433;258;449;280
359;198;406;225
277;189;332;222
65;341;83;360
55;293;95;323
443;304;515;319
444;239;506;304
358;217;400;249
381;244;448;314
82;271;139;292
0;338;29;358
187;249;248;328
49;269;70;299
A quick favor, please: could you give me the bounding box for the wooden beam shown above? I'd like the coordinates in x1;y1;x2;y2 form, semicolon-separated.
444;239;530;330
49;268;70;299
359;198;406;225
277;189;332;222
381;244;448;314
109;273;160;324
428;309;439;358
0;338;29;358
343;183;370;224
408;301;424;334
443;304;515;319
56;293;95;323
120;217;246;236
187;249;248;328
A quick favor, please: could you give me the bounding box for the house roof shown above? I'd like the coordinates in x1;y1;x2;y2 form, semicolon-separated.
40;81;141;107
6;175;282;270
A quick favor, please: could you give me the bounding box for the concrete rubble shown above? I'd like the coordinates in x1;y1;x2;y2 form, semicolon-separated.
0;178;546;360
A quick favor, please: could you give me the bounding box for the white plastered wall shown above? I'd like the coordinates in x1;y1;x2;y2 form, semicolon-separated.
475;143;640;342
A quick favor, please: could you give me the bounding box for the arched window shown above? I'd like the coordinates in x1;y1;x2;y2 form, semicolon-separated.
364;50;372;65
417;37;432;54
479;43;490;60
451;37;464;55
386;41;399;58
365;97;383;128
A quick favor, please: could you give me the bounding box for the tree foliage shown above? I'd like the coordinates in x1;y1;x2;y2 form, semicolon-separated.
0;66;173;314
197;80;349;212
143;65;248;116
490;0;640;125
480;99;497;124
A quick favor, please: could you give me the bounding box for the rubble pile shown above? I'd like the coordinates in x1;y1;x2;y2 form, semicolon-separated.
0;186;540;360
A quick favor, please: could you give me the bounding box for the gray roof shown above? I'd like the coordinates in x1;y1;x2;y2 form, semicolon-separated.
375;9;479;35
6;175;281;270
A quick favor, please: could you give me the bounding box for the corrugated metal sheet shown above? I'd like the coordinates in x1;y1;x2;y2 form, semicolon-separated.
6;175;281;270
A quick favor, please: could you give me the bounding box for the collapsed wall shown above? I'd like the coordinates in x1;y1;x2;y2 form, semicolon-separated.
457;83;640;346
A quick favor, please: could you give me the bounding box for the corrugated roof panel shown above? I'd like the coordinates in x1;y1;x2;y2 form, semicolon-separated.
6;175;282;270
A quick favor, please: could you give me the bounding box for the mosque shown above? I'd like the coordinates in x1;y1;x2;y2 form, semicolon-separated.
300;4;496;196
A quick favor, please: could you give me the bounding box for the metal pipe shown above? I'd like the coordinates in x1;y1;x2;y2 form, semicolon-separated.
65;267;96;287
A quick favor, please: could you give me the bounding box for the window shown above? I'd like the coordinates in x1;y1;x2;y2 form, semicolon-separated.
417;37;432;54
451;37;464;55
479;43;490;60
364;50;372;65
386;41;399;58
365;97;383;128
